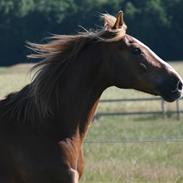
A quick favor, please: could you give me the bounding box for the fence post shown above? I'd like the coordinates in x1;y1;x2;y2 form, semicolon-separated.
176;99;180;120
161;99;166;119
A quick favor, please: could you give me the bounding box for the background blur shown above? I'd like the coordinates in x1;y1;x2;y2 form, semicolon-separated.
0;0;183;66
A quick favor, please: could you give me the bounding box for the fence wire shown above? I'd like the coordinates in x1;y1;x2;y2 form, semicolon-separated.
85;138;183;144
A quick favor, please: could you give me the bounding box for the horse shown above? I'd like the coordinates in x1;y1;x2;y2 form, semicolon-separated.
0;11;182;183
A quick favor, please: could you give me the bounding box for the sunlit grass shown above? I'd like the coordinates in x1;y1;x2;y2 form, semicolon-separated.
81;116;183;183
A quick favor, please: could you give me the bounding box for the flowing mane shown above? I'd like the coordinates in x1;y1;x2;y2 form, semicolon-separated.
28;13;127;61
1;13;127;123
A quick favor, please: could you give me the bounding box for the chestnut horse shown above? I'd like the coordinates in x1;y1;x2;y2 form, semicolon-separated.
0;11;182;183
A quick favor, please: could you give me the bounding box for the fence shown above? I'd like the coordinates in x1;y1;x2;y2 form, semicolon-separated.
96;97;183;120
86;97;183;144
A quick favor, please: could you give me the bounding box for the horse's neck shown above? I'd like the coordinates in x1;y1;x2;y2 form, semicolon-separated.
61;87;101;141
58;51;106;141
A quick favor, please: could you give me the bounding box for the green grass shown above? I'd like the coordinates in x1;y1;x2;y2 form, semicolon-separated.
1;62;183;183
0;64;32;97
81;116;183;183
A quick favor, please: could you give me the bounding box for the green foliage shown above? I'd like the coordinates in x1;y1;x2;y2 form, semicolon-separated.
0;0;183;66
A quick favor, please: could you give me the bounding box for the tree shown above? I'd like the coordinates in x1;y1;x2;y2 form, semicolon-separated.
0;0;183;66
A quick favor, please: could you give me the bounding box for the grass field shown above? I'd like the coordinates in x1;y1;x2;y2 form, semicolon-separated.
1;62;183;183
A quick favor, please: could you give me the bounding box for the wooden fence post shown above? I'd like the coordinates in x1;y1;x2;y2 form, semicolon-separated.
161;99;166;119
176;99;180;120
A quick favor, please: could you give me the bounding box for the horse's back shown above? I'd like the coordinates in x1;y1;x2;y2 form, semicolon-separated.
0;139;16;182
0;98;19;181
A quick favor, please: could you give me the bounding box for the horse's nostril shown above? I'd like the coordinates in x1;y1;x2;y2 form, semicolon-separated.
178;81;183;91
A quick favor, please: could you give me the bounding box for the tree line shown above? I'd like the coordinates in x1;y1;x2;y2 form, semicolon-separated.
0;0;183;66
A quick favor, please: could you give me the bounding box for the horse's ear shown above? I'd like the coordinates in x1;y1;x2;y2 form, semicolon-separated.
112;11;124;29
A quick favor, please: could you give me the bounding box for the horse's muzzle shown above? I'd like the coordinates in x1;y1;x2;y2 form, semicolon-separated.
158;77;183;102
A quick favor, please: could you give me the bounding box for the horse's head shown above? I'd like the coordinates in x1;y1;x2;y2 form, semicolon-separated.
102;11;183;102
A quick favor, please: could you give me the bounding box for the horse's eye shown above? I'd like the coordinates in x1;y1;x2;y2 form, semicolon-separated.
132;48;142;55
139;62;148;72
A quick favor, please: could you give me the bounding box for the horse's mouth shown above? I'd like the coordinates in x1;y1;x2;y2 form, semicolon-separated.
156;86;182;102
159;90;182;102
154;78;183;102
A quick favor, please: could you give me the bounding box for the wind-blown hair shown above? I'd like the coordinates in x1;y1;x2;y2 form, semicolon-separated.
28;13;127;59
1;13;127;122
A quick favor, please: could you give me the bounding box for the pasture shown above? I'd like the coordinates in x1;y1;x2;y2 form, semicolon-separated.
0;62;183;183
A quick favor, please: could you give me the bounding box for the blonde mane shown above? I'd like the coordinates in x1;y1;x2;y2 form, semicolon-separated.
27;13;127;63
